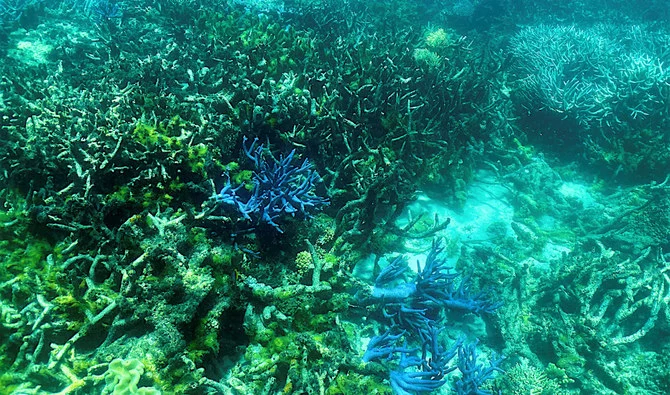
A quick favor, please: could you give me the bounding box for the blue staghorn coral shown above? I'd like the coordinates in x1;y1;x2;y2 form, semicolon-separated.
454;340;504;395
363;239;503;394
370;240;502;315
216;136;328;233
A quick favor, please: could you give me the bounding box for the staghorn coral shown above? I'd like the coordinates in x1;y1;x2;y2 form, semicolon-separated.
509;24;670;179
362;240;503;394
215;136;328;233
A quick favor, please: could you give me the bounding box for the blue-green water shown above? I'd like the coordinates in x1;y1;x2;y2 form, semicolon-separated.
1;0;669;394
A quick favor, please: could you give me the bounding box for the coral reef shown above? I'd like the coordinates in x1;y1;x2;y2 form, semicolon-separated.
1;0;670;394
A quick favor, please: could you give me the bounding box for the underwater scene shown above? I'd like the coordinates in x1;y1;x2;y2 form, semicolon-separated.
1;0;670;394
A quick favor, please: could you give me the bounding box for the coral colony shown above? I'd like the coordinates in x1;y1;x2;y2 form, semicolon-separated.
216;136;328;233
362;240;503;395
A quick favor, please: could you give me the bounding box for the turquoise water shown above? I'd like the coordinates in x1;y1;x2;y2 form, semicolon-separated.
1;0;669;394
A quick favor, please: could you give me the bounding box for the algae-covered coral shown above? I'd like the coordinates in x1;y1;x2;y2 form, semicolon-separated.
1;0;670;394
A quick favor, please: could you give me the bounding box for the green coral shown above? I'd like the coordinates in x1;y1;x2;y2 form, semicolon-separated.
132;116;185;150
425;27;450;49
187;143;209;175
499;359;567;395
326;371;391;394
413;47;442;68
413;26;457;69
103;358;161;395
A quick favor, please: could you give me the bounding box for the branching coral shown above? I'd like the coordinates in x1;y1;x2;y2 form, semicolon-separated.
216;136;328;233
509;24;670;178
362;240;503;394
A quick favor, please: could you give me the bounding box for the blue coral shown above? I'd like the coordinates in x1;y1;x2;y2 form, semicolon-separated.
362;239;503;394
93;0;122;21
216;136;328;233
453;340;505;395
363;330;415;363
370;240;501;315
